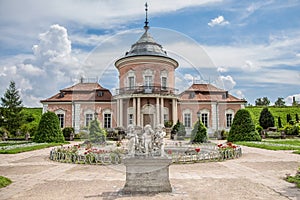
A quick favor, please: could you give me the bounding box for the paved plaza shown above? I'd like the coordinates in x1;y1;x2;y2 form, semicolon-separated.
0;142;299;200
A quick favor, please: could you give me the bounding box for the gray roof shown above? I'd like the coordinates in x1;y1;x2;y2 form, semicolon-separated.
125;28;168;57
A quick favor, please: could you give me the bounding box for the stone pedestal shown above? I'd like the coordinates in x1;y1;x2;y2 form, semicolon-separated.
123;157;172;193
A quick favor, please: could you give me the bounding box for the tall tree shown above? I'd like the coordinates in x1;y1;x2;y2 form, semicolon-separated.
259;107;275;129
1;81;23;135
255;97;270;106
274;97;285;107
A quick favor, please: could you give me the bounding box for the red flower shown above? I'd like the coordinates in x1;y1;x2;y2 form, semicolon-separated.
195;148;200;153
217;144;223;148
167;150;172;154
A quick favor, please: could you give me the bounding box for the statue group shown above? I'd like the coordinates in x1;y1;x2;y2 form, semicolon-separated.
126;124;166;157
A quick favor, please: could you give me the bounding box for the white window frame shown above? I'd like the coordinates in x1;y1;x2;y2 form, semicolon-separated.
183;109;192;128
103;109;112;128
161;70;168;90
55;109;66;129
225;109;234;128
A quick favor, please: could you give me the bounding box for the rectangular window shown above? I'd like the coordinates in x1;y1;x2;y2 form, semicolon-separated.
201;113;208;128
57;114;64;128
184;113;191;128
226;113;233;128
128;77;134;90
161;77;167;90
85;114;93;127
144;76;152;88
104;113;111;128
128;114;133;125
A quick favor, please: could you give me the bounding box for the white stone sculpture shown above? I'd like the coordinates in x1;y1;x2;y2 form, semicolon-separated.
126;125;137;156
155;124;166;157
143;124;154;156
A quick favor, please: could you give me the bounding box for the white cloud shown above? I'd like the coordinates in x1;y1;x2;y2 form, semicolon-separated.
285;94;300;106
215;75;236;91
208;16;230;27
217;66;228;73
233;90;245;99
0;24;82;107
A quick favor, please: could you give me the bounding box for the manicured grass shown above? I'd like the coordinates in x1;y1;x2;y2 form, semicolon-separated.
0;176;12;188
0;142;68;154
286;168;300;188
236;139;300;153
245;106;300;127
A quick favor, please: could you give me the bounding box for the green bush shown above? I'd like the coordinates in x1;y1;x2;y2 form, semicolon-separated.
190;119;207;143
62;127;74;138
33;112;65;143
259;107;275;129
88;119;106;143
227;109;261;142
172;120;186;137
256;125;263;134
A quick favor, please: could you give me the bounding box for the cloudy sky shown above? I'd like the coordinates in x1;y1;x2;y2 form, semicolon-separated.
0;0;299;107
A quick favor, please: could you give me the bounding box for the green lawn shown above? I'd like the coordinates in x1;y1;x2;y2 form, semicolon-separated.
246;106;300;126
236;139;300;154
0;142;68;154
0;176;12;188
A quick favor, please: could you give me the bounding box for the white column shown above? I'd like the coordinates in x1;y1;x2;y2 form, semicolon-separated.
74;103;81;133
133;98;136;125
160;97;164;125
137;97;141;126
120;99;123;127
116;99;120;127
156;97;160;126
172;99;176;124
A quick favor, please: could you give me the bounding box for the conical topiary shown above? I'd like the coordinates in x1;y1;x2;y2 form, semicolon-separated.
227;109;261;142
34;112;65;143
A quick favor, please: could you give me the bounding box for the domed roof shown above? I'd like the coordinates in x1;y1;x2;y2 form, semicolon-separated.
124;28;168;57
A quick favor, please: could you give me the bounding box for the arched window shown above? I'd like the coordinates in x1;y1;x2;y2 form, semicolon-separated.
198;109;210;128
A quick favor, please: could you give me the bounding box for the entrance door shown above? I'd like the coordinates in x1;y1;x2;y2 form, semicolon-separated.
143;114;154;127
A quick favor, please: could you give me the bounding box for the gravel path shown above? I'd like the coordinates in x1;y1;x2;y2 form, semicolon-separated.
0;143;299;200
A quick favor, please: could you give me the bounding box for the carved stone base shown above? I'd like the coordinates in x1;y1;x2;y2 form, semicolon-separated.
123;157;172;193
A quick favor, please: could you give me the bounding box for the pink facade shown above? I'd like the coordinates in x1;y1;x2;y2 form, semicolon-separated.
41;26;246;136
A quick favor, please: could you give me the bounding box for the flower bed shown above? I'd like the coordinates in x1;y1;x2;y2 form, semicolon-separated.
50;141;242;165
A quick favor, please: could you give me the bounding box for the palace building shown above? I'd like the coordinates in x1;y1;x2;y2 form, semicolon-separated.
41;9;246;136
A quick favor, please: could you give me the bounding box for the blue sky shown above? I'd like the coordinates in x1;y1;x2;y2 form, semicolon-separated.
0;0;299;107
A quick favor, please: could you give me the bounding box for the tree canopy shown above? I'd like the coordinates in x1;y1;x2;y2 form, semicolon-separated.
0;81;23;135
274;97;285;107
255;97;270;106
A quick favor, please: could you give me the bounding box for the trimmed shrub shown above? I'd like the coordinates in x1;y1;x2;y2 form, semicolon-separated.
190;119;207;143
62;127;74;138
88;119;106;143
259;107;275;129
172;120;186;137
33;112;65;143
227;109;261;142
